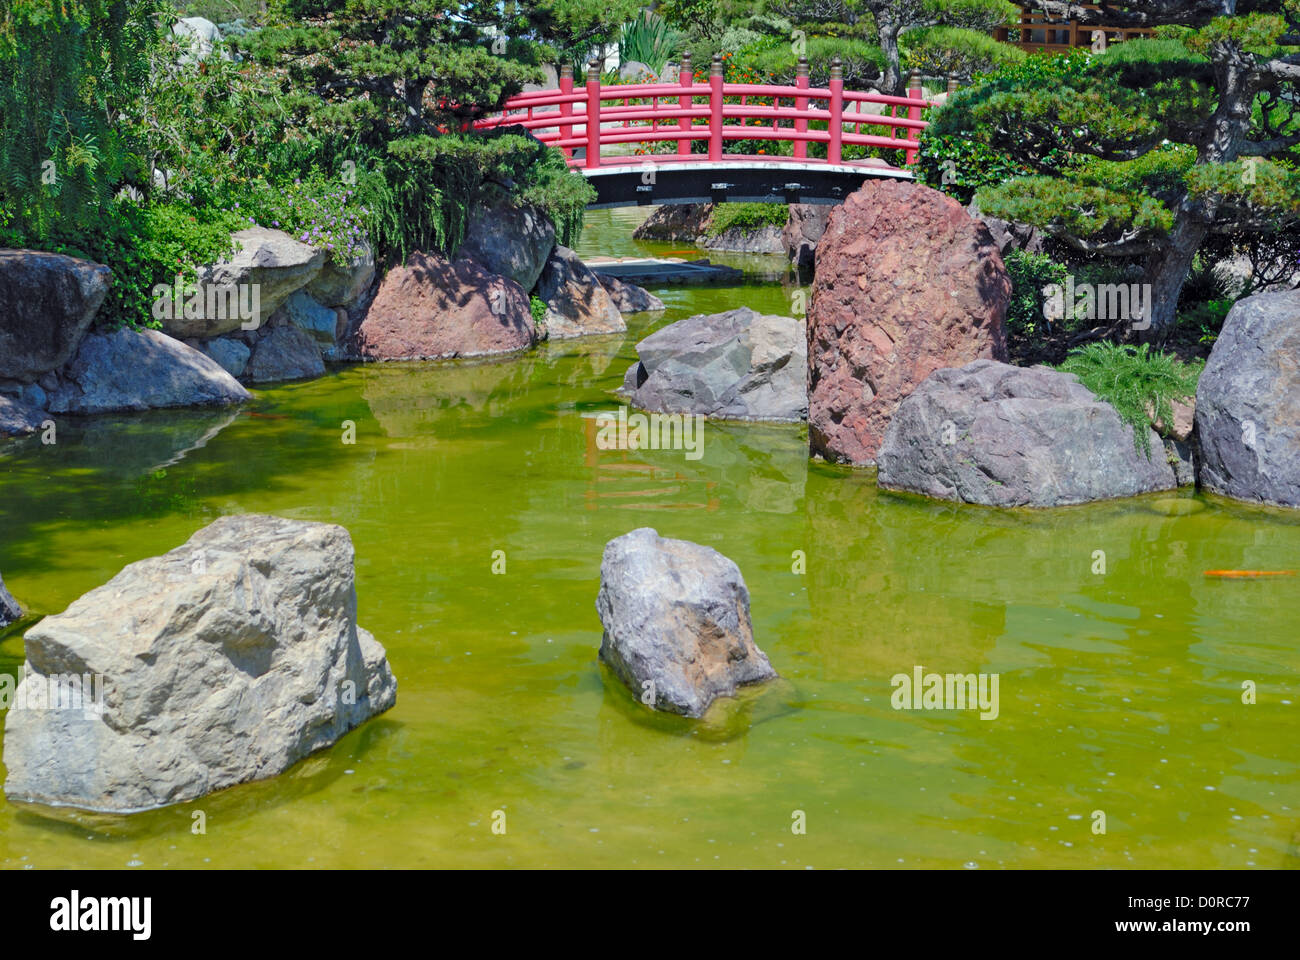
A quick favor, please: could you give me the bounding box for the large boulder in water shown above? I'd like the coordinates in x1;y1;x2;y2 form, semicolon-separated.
350;252;536;360
877;359;1177;507
457;196;555;293
534;245;626;340
2;514;397;813
0;250;110;383
808;179;1010;465
47;327;250;414
620;307;807;422
1195;290;1300;507
596;527;777;718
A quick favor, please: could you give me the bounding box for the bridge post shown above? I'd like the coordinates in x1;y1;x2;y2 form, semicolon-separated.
793;56;808;160
827;57;843;165
678;53;692;156
708;53;723;162
585;59;601;169
905;69;924;167
558;64;574;160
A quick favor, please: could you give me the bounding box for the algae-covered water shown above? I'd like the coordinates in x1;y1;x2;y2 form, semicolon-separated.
1;209;1298;869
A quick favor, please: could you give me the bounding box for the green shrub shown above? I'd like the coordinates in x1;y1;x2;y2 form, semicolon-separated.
1057;342;1203;457
1003;250;1068;340
707;202;789;237
619;10;683;75
233;175;369;266
530;295;548;329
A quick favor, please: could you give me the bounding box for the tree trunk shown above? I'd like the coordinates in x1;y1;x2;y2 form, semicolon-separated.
878;20;904;96
1140;216;1209;343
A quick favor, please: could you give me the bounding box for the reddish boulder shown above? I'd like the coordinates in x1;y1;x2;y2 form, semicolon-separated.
351;253;535;361
807;180;1010;465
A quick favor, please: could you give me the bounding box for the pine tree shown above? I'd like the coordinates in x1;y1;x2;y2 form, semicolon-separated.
930;1;1300;341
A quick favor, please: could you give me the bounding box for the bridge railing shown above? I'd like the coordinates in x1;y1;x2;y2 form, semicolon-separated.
473;53;934;171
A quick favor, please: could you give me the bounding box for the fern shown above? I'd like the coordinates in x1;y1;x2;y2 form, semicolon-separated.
1057;342;1204;458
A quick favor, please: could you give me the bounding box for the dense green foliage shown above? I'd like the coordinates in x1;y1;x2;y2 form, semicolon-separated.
1;0;622;328
0;0;161;239
932;3;1300;340
619;9;684;74
1058;342;1203;456
707;202;790;236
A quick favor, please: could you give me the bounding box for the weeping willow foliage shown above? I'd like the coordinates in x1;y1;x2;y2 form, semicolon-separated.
0;0;162;239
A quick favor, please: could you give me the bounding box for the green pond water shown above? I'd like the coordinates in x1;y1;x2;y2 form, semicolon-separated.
2;208;1299;869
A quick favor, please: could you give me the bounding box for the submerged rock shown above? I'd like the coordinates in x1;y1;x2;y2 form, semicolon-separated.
620;307;806;422
1195;290;1300;508
2;514;397;813
877;360;1177;507
47;328;250;414
596;527;777;718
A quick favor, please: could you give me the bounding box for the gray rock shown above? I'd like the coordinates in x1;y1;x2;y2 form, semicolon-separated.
171;16;226;64
280;290;339;346
457;197;555;293
535;245;626;340
967;200;1044;257
632;203;714;243
782;204;831;273
0;571;20;627
618;60;658;83
1195;290;1300;507
169;227;325;338
0;395;46;438
621;307;807;422
306;243;376;308
2;514;397;813
877;359;1177;507
47;328;251;414
703;224;786;255
0;249;111;382
596;527;777;718
597;274;665;313
245;323;326;383
200;336;251;379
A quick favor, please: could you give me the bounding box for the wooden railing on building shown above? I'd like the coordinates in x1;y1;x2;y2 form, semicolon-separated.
995;4;1154;52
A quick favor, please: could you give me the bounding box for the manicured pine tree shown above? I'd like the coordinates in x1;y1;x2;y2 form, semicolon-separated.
930;0;1300;341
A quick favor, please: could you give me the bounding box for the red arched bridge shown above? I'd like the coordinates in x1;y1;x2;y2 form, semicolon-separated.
474;54;934;208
